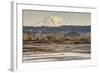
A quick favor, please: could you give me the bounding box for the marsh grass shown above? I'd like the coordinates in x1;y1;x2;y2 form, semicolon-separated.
23;32;90;44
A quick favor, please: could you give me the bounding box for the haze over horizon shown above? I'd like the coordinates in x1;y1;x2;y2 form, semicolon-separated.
23;10;91;26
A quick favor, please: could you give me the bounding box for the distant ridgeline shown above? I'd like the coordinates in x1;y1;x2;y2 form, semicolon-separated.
23;26;91;35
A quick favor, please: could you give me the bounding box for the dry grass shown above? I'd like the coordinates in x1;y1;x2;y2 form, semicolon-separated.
23;33;91;44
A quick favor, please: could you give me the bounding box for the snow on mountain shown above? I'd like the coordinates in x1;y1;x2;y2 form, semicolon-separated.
33;16;66;27
44;16;65;27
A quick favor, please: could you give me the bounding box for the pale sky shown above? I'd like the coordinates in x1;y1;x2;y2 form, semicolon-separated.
22;10;91;26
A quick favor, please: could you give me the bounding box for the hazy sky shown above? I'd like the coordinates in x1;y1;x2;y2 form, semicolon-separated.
23;10;91;26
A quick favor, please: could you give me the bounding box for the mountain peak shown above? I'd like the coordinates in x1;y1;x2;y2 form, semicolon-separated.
44;16;65;26
33;16;66;27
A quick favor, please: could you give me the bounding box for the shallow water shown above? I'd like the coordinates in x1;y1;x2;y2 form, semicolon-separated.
22;43;91;63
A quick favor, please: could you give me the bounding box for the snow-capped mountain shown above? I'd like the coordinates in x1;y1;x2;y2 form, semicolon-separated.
43;16;65;26
33;16;66;27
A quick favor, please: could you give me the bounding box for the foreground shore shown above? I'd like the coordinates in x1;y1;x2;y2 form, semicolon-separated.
22;43;91;63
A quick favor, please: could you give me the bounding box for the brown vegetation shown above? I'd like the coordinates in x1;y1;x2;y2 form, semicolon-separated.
23;33;91;44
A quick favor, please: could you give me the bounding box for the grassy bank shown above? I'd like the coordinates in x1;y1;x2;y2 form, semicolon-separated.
23;33;90;44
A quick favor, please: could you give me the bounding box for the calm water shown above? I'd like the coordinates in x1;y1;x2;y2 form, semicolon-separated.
22;43;91;63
